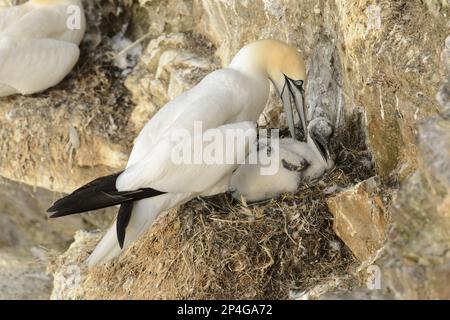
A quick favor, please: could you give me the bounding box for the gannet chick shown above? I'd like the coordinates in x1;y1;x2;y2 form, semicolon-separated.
230;117;334;202
0;0;86;97
47;39;308;267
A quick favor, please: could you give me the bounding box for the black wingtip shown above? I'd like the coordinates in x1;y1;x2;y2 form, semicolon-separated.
117;225;125;249
48;211;65;219
46;171;166;225
47;204;60;215
47;204;59;218
46;200;86;218
116;202;134;249
118;236;125;249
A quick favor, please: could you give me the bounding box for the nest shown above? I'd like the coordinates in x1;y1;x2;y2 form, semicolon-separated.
79;112;375;299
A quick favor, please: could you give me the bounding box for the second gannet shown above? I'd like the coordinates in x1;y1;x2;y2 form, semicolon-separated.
0;0;86;97
47;39;309;267
230;117;335;202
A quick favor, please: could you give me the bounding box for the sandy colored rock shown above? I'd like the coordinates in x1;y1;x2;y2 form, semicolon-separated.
0;177;114;250
0;1;135;194
376;61;450;299
0;0;449;300
321;35;450;300
48;230;101;300
327;177;388;262
380;116;450;299
1;0;446;191
335;0;448;179
125;33;218;131
0;176;115;300
0;248;51;300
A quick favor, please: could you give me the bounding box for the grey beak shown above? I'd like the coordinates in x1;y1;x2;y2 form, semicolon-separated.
292;85;308;139
281;84;296;140
312;135;331;166
281;78;308;142
322;143;332;163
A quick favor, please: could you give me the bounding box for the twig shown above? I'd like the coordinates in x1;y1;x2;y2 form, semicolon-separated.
209;217;259;224
111;31;153;61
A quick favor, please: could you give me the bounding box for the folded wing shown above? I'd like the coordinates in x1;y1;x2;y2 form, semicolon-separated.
116;121;258;194
0;35;79;96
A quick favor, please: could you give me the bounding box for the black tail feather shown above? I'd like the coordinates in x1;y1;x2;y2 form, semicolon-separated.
116;202;133;249
47;172;165;218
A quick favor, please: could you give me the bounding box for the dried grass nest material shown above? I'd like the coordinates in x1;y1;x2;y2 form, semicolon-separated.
73;114;375;300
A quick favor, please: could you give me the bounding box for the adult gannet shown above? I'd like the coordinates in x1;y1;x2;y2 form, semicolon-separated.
230;117;335;202
47;39;308;267
0;0;86;97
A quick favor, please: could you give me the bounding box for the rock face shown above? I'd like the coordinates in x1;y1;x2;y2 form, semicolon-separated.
0;0;449;299
323;35;450;300
378;92;450;299
325;114;450;300
335;1;448;180
0;248;51;300
125;32;219;131
1;0;447;190
0;176;115;299
327;177;388;262
48;231;100;300
381;34;450;300
1;0;446;191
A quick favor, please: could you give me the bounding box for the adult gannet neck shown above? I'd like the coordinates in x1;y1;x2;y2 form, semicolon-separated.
47;40;307;267
230;40;308;139
0;0;86;97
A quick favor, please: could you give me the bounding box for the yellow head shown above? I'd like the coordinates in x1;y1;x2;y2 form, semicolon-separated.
263;40;306;86
230;40;308;140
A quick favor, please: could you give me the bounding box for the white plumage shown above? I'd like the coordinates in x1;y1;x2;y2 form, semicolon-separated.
230;118;335;202
47;40;308;267
87;193;193;266
0;0;86;97
88;70;267;267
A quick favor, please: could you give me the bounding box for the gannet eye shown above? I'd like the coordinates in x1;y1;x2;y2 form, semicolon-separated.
293;80;304;88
